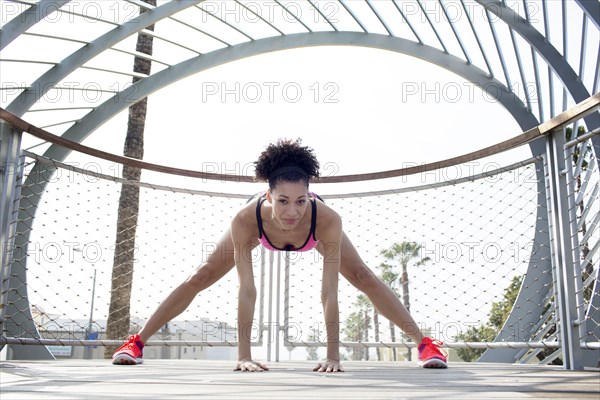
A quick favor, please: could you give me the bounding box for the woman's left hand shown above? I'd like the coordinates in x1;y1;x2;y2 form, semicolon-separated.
234;359;269;372
313;359;344;373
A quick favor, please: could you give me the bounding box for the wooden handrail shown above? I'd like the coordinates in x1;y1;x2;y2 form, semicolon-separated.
1;92;598;183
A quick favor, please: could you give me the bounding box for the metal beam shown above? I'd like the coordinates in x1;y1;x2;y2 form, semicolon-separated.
475;0;599;130
43;31;538;166
0;0;72;50
574;0;600;30
545;129;586;370
5;0;203;117
6;36;538;358
0;121;54;360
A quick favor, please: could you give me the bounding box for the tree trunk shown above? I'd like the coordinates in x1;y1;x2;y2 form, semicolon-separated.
104;0;156;358
401;264;411;361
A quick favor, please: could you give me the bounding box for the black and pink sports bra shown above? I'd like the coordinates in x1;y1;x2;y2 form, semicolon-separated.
255;193;320;252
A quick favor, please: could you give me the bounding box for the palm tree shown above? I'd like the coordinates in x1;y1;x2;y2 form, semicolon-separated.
354;294;373;360
378;262;399;361
343;312;365;360
381;242;431;361
372;301;381;360
105;0;156;358
306;329;319;361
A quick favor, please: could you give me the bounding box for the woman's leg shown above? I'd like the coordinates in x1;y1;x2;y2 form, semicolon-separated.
138;229;237;343
338;232;423;344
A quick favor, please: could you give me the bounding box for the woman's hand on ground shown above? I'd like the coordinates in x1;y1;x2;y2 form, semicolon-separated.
234;359;269;372
313;359;344;373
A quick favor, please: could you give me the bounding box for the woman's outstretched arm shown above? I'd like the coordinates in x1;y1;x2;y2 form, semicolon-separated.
315;211;344;373
231;212;268;372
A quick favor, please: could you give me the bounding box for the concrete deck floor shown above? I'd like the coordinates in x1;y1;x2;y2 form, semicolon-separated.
1;360;599;399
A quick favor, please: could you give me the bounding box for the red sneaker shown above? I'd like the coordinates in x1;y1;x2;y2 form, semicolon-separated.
418;337;448;368
112;334;144;365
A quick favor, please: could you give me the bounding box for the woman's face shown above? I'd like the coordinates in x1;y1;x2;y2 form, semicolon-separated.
267;180;309;230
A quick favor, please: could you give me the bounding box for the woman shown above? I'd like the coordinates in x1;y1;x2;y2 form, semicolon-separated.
112;139;447;371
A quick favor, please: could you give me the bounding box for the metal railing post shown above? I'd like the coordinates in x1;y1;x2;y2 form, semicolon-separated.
283;252;291;355
275;252;281;362
544;128;585;370
258;246;266;346
0;121;22;345
0;121;54;359
266;250;274;361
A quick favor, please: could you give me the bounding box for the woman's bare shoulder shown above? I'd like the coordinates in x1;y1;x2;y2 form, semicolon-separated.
314;197;339;218
314;199;342;235
232;195;260;233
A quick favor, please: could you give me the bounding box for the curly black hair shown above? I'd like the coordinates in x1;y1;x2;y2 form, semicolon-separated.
254;138;320;188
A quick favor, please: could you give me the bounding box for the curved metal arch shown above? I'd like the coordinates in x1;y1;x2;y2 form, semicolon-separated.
477;0;600;229
41;31;539;163
476;0;598;126
3;0;597;363
5;1;595;137
475;0;599;366
5;0;203;116
574;0;600;30
0;0;73;50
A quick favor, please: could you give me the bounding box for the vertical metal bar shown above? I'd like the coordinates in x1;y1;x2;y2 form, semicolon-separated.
578;13;588;81
461;0;493;76
365;0;393;36
258;246;266;345
561;0;568;113
275;252;281;362
266;250;274;361
544;155;565;361
545;129;585;370
273;0;311;32
541;0;555;118
507;19;532;111
523;0;543;121
235;0;285;36
416;0;448;53
562;0;568;60
307;0;338;31
283;252;290;352
486;8;512;88
391;0;422;43
593;43;600;95
338;0;368;32
195;3;254;41
547;66;555;118
439;0;471;63
531;49;543;121
0;122;23;342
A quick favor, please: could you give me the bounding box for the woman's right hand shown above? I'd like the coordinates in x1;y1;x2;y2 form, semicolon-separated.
313;359;344;373
234;359;269;372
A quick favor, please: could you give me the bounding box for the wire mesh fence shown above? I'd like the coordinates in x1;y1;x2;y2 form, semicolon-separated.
0;150;578;361
564;130;600;353
1;120;599;367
